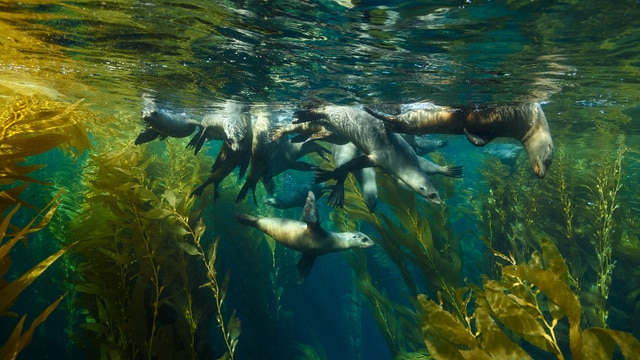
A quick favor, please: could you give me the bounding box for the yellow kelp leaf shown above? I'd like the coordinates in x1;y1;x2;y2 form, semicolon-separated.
474;291;533;359
166;222;190;236
194;218;206;242
484;280;555;352
504;264;582;358
227;309;242;353
0;134;69;158
0;293;66;360
417;294;476;349
0;241;76;314
582;328;640;360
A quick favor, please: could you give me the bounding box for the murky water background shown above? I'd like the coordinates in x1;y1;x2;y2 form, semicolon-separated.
2;0;640;359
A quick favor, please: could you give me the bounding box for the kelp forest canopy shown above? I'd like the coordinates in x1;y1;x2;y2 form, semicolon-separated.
2;1;640;360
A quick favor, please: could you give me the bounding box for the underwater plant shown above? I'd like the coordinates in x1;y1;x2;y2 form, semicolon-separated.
329;154;464;358
0;94;91;358
418;239;640;359
65;118;242;359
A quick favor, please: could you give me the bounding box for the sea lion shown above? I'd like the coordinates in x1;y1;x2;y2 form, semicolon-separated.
260;140;329;195
135;107;202;145
264;182;326;209
294;105;441;208
332;142;378;212
418;157;464;178
190;140;251;200
188;100;250;155
236;191;375;282
364;102;554;178
237;110;280;204
401;134;448;156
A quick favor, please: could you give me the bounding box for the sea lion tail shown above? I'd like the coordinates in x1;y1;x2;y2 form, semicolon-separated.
444;165;464;178
235;212;259;227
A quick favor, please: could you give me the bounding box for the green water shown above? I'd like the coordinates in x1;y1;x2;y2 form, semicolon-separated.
1;1;640;359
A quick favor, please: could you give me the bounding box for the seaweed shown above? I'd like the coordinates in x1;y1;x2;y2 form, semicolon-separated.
0;94;91;358
417;239;640;359
65;118;240;359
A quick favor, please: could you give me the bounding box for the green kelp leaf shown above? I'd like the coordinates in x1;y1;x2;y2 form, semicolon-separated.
582;328;640;360
484;280;555;353
0;256;10;279
227;309;242;352
177;241;200;256
474;290;533;359
166;222;190;236
140;207;172;220
153;325;175;360
417;294;476;349
194;218;206;242
163;189;177;208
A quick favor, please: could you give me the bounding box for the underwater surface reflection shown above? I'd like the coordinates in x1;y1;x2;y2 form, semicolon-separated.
1;1;640;359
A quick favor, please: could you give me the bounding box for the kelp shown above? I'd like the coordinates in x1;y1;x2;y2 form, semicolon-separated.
65;122;241;359
0;93;91;359
332;155;464;358
418;239;640;359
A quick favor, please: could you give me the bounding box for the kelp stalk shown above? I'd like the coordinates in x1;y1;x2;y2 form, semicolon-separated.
591;134;625;328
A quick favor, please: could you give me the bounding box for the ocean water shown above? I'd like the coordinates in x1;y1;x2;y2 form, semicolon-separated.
1;1;640;359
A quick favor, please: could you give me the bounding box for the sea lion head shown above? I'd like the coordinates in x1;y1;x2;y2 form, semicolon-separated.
341;232;376;249
520;103;554;178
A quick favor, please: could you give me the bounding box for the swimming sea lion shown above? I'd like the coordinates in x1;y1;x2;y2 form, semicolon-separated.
188;100;250;155
264;182;326;209
332;142;378;212
237;110;280;204
294;105;441;208
364;102;554;178
135;108;202;145
190;140;251;200
236;191;375;282
418;157;464;178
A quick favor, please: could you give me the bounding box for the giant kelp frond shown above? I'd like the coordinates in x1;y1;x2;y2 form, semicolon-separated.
418;239;640;360
0;189;74;359
0;95;92;214
333;168;464;357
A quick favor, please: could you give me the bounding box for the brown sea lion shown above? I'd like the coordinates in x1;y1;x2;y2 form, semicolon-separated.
365;102;554;178
236;191;375;282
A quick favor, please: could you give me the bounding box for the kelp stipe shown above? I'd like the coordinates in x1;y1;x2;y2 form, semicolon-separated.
588;135;625;328
418;239;640;359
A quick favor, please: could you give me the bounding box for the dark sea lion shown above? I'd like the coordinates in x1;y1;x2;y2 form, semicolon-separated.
135;108;202;145
236;191;375;282
401;134;448;156
365;102;554;178
237;110;280;204
264;183;326;209
190;140;251;200
294;105;441;208
260;139;329;194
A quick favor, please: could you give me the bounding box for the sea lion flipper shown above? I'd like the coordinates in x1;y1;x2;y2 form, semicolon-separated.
135;128;162;145
444;165;464;178
463;128;494;147
235;212;258;227
296;253;317;284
